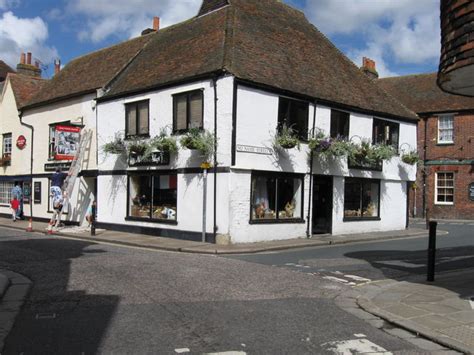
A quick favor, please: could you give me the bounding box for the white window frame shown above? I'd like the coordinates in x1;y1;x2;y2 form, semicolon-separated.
437;114;454;144
435;172;455;205
2;133;12;157
0;181;14;205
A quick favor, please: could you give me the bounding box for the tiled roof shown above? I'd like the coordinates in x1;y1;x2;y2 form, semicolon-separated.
0;60;15;81
24;34;154;109
104;0;417;121
8;73;47;108
377;73;474;114
198;0;229;16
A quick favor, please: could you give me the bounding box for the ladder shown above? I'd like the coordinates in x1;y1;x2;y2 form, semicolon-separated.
61;129;93;212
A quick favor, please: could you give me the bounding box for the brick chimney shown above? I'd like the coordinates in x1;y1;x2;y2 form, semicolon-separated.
54;59;61;75
16;52;42;78
361;57;379;80
141;16;160;36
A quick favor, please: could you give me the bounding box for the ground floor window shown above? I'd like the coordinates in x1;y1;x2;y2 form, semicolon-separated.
344;178;380;220
0;181;14;205
128;173;177;221
435;172;454;205
251;172;303;222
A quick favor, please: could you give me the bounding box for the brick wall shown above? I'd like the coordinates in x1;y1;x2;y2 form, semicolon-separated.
413;111;474;219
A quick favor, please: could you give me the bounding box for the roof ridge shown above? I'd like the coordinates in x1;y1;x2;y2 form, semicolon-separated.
379;72;437;80
222;4;236;71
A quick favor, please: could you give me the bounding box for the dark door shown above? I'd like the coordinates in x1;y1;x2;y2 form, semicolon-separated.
312;175;333;234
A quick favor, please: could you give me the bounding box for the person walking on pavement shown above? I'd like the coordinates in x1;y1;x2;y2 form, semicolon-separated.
11;182;23;220
10;197;19;222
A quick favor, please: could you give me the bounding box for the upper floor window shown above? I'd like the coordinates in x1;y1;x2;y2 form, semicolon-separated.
435;172;454;205
330;109;350;139
438;114;454;144
373;118;399;149
278;97;309;140
2;133;12;158
173;90;203;132
126;100;149;138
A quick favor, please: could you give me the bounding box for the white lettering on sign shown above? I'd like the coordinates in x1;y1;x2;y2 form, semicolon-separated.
236;144;273;155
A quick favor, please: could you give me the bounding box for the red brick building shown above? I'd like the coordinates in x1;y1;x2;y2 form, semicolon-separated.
379;73;474;220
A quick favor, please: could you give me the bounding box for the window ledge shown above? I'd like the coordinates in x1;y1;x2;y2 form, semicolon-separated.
436;142;454;146
434;202;454;206
125;216;178;225
343;217;381;222
249;218;305;225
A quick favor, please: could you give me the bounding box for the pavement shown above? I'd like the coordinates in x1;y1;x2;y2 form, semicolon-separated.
1;216;473;353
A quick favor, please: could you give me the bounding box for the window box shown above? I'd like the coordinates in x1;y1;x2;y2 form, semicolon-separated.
344;178;380;220
250;171;304;223
0;154;11;166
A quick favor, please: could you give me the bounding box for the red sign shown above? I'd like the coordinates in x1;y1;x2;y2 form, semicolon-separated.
16;135;26;149
54;125;81;161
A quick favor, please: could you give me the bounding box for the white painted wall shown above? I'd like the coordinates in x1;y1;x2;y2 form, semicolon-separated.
20;93;97;222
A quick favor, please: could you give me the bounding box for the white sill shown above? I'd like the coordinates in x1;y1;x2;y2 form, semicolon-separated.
437;141;454;145
434;202;454;206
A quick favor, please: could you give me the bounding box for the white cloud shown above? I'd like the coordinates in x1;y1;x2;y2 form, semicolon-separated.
66;0;201;43
304;0;440;76
0;0;19;11
0;11;58;69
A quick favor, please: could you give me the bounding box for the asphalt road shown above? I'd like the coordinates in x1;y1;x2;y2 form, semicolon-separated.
227;221;474;289
0;227;428;354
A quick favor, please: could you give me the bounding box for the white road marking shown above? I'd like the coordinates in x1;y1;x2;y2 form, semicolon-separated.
295;264;304;268
174;348;190;353
322;339;392;354
204;352;246;355
285;263;296;266
344;275;372;282
354;333;366;338
323;276;349;283
377;260;423;268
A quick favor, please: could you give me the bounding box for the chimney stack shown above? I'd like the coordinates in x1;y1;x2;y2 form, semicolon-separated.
361;57;378;80
141;16;160;36
153;16;160;31
16;52;42;78
54;59;61;75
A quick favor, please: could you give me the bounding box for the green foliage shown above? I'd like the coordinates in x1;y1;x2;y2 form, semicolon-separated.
401;150;420;165
349;140;396;167
127;139;148;157
274;124;300;150
102;134;126;155
144;129;178;159
308;131;353;158
179;128;215;158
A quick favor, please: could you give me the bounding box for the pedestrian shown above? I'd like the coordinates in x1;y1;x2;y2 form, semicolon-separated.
50;192;64;228
10;197;19;222
85;200;96;227
11;182;23;220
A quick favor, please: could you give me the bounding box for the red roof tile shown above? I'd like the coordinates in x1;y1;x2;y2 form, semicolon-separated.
8;73;47;108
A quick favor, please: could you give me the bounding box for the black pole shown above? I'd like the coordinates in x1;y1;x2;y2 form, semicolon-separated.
306;101;317;238
91;204;96;236
212;76;218;243
427;220;437;282
19;111;34;221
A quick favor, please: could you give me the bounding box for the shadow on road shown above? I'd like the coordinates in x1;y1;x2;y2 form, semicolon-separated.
345;245;474;298
0;237;119;354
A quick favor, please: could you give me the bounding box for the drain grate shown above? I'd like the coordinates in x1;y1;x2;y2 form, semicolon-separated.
35;312;57;320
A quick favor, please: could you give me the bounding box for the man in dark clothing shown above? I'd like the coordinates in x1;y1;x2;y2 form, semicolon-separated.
51;167;67;188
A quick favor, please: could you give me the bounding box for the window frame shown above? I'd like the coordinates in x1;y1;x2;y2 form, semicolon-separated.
0;181;14;206
172;89;204;133
277;96;310;141
343;177;381;222
435;172;455;205
372;118;400;150
2;133;12;165
125;172;178;225
249;171;305;224
125;99;150;139
437;114;454;145
330;109;350;139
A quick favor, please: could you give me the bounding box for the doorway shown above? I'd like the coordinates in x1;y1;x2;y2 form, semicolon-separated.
312;175;333;234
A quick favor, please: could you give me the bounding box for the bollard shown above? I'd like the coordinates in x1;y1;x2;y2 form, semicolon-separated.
427;220;437;282
91;204;96;236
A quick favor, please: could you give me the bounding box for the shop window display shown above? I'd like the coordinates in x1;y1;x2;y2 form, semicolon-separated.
344;178;380;219
129;174;177;221
251;173;303;221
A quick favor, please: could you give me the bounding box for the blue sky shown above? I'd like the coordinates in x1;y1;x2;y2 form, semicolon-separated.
1;0;440;79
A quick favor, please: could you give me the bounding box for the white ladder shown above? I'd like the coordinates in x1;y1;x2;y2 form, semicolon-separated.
61;129;93;211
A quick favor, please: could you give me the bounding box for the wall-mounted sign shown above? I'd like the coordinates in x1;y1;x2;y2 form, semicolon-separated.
469;183;474;201
236;144;273;156
55;125;81;160
128;150;170;167
34;181;41;204
16;135;26;149
44;162;71;172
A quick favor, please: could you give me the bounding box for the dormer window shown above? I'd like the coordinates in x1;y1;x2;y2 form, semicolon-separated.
278;97;309;140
